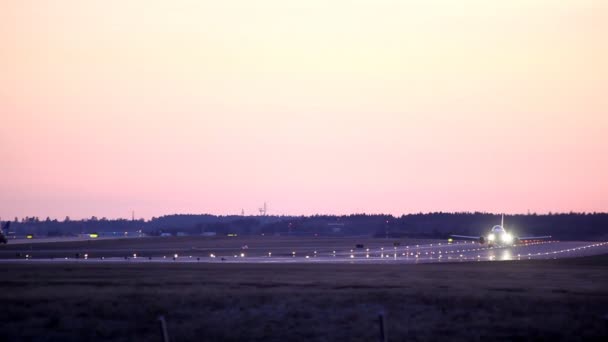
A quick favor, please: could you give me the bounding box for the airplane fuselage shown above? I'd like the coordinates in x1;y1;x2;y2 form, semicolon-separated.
486;225;514;246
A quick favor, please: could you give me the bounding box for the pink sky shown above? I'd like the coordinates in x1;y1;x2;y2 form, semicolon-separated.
1;1;607;219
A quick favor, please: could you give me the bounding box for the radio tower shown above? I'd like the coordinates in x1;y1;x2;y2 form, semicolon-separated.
258;202;267;216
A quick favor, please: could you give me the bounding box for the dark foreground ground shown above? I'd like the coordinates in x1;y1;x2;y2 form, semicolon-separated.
1;255;607;342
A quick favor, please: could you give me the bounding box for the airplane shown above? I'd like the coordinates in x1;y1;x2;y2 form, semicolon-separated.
0;221;9;244
451;214;551;247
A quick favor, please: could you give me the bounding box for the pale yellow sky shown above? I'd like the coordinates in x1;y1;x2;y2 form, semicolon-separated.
1;1;607;219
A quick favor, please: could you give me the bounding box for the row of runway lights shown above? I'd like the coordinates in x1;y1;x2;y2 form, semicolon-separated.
19;240;557;261
271;240;558;260
19;240;527;260
20;240;608;262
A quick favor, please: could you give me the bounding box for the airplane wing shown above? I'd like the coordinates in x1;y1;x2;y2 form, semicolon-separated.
518;235;551;240
450;235;481;240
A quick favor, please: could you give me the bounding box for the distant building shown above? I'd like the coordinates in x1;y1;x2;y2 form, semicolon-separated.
328;222;344;233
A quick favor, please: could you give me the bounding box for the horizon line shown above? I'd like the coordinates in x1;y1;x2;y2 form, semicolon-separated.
5;210;608;222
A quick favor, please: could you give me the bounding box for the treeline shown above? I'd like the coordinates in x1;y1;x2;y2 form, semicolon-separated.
3;212;608;240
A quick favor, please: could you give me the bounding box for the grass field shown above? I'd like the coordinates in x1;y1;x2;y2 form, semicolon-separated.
0;236;436;259
1;255;607;341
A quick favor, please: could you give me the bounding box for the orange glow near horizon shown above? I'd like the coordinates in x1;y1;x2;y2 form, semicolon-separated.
1;1;607;219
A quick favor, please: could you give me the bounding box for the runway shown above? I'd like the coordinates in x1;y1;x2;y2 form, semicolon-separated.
2;240;607;264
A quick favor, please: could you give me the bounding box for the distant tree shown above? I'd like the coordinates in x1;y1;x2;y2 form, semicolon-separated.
64;216;70;222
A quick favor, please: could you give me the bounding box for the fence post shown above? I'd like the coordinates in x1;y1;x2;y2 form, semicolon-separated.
158;315;170;342
378;311;388;342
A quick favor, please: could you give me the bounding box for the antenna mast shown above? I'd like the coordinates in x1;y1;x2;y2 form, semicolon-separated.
258;202;267;216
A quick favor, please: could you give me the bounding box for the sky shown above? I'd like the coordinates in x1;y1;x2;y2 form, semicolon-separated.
1;1;607;220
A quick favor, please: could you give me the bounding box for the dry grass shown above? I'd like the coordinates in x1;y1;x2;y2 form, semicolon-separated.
1;255;607;341
0;236;435;259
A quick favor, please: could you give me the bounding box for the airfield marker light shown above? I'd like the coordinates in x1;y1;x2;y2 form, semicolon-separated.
350;254;354;258
84;254;88;259
366;248;370;252
268;252;272;257
133;253;137;258
306;255;310;259
366;254;370;258
415;254;419;258
381;247;384;251
174;254;178;259
240;253;245;258
292;251;296;257
210;253;215;258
